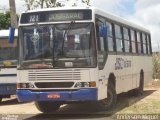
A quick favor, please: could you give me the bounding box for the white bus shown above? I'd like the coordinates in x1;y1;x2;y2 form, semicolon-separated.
16;7;153;113
0;29;18;102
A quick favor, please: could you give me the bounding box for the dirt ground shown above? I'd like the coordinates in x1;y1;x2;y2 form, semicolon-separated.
0;80;160;115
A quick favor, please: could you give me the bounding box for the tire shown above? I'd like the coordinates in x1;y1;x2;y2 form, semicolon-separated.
136;72;144;95
97;82;117;110
35;101;61;113
131;72;144;96
0;96;2;103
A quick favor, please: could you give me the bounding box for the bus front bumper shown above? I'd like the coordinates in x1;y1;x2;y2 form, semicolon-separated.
16;88;97;102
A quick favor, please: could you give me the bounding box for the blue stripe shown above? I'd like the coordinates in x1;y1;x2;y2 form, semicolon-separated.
0;74;17;77
17;88;98;102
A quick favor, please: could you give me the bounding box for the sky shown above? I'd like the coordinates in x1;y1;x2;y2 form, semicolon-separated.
0;0;160;51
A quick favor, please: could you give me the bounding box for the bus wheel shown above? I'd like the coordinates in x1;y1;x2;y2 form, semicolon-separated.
0;96;2;103
35;101;61;113
134;72;144;96
98;82;117;110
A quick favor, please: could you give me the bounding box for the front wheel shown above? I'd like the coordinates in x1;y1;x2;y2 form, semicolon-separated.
97;82;117;110
0;96;2;103
35;101;61;113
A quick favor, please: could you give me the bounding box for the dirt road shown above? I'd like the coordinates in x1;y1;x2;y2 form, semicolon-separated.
0;80;160;120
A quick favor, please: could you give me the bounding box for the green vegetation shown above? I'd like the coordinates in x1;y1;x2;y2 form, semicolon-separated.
24;0;90;10
153;53;160;79
118;100;160;114
0;12;11;30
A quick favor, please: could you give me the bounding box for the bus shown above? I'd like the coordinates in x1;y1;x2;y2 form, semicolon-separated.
16;7;153;113
0;29;18;102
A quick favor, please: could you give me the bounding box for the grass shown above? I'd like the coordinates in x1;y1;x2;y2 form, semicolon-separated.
117;99;160;114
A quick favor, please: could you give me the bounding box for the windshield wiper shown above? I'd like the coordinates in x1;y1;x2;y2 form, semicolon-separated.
61;21;75;53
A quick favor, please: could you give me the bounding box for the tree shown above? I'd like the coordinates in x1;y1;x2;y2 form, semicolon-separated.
82;0;90;6
0;12;11;30
24;0;90;10
153;52;160;79
24;0;63;10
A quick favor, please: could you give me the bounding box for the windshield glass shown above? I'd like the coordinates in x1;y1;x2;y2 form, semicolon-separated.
19;23;96;68
0;38;17;66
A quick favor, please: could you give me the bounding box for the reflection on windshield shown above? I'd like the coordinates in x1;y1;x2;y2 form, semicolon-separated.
19;23;96;68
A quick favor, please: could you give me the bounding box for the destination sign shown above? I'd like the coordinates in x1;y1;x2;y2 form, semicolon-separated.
48;12;83;21
20;10;92;24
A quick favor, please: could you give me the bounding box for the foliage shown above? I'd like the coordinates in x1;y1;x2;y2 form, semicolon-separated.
82;0;90;6
24;0;90;10
0;11;19;30
153;53;160;79
0;12;11;30
24;0;63;10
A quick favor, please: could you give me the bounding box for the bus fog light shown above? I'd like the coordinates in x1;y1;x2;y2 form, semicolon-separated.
83;82;90;87
75;82;82;88
29;83;34;88
21;83;27;88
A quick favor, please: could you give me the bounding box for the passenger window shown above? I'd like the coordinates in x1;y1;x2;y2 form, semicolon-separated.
130;30;136;53
115;25;123;52
146;35;151;55
142;33;147;54
106;21;114;52
123;27;130;53
137;32;142;54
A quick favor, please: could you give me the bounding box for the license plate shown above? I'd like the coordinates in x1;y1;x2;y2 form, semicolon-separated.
47;94;60;99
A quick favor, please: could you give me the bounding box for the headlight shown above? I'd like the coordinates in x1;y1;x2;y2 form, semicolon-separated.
74;82;96;88
75;82;82;88
17;83;34;89
84;82;90;87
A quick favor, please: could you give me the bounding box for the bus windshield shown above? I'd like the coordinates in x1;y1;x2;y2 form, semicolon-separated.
19;23;96;68
0;38;17;67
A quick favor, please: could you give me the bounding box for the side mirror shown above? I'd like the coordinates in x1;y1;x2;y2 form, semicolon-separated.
99;24;107;37
8;26;15;44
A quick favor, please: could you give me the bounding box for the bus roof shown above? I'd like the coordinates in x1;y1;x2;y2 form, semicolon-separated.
93;8;150;33
21;7;150;33
0;29;18;38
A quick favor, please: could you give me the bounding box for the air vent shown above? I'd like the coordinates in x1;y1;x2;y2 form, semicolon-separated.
28;69;81;81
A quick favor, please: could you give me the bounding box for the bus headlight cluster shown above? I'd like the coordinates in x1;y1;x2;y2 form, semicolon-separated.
17;83;34;89
74;82;96;88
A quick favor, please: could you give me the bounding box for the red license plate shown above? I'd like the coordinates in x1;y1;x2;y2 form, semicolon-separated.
47;94;60;99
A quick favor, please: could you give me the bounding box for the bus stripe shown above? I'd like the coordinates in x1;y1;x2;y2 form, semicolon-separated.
0;74;17;77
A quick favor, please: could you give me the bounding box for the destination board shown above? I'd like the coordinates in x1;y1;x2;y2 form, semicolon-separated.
20;10;92;24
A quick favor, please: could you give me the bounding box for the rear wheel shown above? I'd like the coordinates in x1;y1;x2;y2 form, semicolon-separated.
135;72;144;95
97;82;117;110
131;72;144;96
35;101;61;113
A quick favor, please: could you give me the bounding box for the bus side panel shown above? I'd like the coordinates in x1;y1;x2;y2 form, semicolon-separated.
0;68;17;95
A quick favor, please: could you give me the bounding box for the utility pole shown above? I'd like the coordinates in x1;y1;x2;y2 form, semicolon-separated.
9;0;18;28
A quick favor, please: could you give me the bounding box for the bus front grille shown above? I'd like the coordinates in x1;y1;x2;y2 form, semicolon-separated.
28;69;81;81
35;82;74;88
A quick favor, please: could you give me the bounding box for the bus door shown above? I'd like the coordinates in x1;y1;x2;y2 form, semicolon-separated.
96;17;108;99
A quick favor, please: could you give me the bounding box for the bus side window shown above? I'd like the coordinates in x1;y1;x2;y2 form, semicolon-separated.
115;24;123;52
137;32;142;54
147;34;152;55
123;27;130;53
142;33;147;54
130;30;136;53
106;21;114;52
